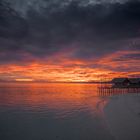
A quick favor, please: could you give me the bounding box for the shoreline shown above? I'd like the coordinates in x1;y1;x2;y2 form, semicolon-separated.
104;93;140;140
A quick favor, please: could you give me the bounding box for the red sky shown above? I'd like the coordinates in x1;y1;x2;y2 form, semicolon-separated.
0;50;139;82
0;0;140;82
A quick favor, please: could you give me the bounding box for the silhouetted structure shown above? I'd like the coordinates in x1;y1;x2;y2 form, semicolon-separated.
98;87;140;96
98;77;140;96
111;78;140;88
111;78;130;88
129;78;140;87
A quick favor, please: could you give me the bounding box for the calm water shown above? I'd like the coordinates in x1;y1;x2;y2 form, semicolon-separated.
0;83;114;140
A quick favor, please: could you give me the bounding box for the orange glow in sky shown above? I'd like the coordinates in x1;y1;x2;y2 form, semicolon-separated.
0;50;139;82
15;79;34;82
0;0;140;83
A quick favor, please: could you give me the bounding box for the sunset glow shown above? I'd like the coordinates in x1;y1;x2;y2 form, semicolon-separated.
0;1;140;140
15;79;34;82
0;50;139;82
0;0;140;82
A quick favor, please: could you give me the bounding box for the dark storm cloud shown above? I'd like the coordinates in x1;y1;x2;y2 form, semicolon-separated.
0;0;140;64
0;1;28;39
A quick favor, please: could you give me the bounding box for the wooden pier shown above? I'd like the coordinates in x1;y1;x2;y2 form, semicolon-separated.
98;87;140;96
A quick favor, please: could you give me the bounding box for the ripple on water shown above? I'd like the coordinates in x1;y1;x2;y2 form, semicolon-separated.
0;83;113;140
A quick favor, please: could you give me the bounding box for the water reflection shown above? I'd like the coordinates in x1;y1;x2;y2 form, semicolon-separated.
0;83;106;112
0;83;113;140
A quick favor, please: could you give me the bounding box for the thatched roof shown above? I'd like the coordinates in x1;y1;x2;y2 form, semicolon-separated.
112;78;128;83
128;78;140;83
112;78;140;84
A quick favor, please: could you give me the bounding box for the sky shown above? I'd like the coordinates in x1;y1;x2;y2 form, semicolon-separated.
0;0;140;82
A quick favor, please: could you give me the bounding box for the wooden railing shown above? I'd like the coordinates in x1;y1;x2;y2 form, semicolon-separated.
98;87;140;96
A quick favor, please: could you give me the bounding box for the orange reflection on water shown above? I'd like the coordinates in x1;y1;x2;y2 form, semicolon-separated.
0;83;109;118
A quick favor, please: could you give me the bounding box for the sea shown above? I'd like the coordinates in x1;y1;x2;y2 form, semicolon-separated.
0;82;115;140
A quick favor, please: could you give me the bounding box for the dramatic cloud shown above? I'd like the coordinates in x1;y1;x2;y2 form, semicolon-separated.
0;0;140;81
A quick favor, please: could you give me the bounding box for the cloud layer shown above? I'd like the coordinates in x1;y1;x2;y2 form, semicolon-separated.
0;0;140;81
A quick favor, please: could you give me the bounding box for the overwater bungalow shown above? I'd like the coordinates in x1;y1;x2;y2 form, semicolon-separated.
111;78;130;88
98;78;140;96
129;78;140;87
111;78;140;88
